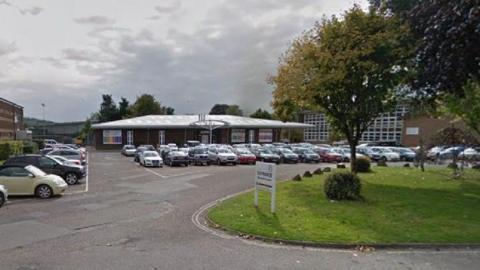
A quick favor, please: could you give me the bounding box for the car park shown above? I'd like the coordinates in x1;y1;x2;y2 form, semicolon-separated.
0;165;67;199
208;148;238;165
189;147;210;166
122;145;137;156
274;148;299;164
139;151;163;167
234;148;256;165
4;155;86;185
164;151;189;167
0;184;7;207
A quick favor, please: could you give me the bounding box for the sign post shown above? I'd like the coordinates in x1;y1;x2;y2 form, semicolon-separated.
254;162;277;213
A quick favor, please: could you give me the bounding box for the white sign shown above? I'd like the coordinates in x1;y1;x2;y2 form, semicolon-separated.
231;129;245;143
254;162;277;213
406;127;419;135
258;129;273;143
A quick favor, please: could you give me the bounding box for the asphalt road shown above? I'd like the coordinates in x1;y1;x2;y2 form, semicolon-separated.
0;150;478;270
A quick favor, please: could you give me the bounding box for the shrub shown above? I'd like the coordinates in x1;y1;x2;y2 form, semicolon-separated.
354;157;371;172
0;141;23;160
377;160;388;167
324;172;362;201
323;167;331;172
292;175;302;181
23;142;39;154
303;171;312;177
337;163;346;169
313;168;323;175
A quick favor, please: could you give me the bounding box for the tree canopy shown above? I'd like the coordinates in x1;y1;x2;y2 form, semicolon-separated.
271;6;414;172
250;108;273;120
129;94;175;117
209;104;243;116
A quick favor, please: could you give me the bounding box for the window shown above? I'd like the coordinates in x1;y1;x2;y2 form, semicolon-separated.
231;129;245;143
248;130;255;143
39;157;57;167
258;129;273;143
127;130;134;145
0;167;29;177
103;130;122;145
159;130;165;145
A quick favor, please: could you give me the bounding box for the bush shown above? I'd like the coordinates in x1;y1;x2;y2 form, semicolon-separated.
377;160;388;167
303;171;312;177
0;141;23;160
354;157;371;172
313;168;323;175
324;172;362;201
292;175;302;181
23;142;39;154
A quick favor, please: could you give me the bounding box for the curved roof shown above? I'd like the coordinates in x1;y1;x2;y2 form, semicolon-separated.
92;115;312;129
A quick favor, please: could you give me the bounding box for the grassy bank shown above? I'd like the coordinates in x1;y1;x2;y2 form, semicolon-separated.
208;167;480;244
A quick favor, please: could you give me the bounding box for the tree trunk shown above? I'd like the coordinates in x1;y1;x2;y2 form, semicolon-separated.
419;138;425;172
350;143;357;174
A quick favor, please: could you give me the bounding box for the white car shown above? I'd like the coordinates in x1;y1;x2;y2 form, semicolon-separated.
0;184;7;207
121;145;137;156
209;148;238;165
139;151;163;167
458;148;480;161
371;147;400;161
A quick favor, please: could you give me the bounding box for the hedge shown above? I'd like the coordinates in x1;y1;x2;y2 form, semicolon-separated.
0;140;24;160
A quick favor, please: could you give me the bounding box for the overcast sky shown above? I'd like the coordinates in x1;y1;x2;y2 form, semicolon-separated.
0;0;367;122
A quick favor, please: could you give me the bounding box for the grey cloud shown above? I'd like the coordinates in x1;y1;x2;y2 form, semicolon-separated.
0;39;16;56
74;16;115;25
154;0;181;13
0;1;43;16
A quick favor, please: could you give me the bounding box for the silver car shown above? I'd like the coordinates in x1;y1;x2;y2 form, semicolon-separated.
0;184;7;207
47;149;85;165
208;148;238;165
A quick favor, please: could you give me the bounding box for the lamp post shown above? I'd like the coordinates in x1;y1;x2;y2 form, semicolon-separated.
41;103;46;139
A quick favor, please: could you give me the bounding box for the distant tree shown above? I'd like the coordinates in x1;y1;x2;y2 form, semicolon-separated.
209;104;230;115
98;94;119;122
225;105;243;116
444;80;480;137
408;0;480;99
270;7;414;173
118;97;130;119
164;106;175;115
129;94;164;117
250;108;273;119
369;0;420;18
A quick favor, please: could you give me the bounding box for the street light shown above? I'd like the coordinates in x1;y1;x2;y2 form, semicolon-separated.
41;103;46;138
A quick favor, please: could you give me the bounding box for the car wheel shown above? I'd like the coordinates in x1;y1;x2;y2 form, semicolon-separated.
0;193;5;207
65;173;79;185
35;185;53;199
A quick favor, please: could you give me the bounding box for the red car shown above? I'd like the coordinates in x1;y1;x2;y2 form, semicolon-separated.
317;148;343;163
235;148;256;165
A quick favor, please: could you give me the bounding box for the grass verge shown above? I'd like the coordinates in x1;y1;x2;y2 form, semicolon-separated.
208;167;480;244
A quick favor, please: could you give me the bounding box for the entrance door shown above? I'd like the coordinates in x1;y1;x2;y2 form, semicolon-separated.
201;134;209;144
248;130;255;143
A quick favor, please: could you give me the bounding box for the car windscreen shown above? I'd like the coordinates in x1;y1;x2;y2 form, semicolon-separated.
280;149;293;154
194;149;208;154
25;165;47;177
217;149;231;153
144;152;158;157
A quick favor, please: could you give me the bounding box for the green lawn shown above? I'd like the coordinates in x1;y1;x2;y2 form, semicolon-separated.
208;167;480;244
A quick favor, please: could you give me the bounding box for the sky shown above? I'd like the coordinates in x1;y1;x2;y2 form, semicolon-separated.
0;0;368;122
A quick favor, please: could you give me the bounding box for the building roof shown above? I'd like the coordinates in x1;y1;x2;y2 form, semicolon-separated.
0;98;23;109
92;115;313;129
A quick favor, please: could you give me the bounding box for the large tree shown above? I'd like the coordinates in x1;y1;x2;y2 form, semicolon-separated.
129;94;174;117
250;108;273;120
225;105;243;116
271;7;414;173
408;0;480;99
209;104;230;115
98;94;119;122
118;97;130;119
444;80;480;137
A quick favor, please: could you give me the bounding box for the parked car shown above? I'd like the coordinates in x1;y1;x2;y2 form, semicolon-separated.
139;151;163;167
46;149;85;165
458;148;480;161
253;148;281;164
427;146;446;160
0;184;7;207
389;147;416;161
208;148;238;165
4;155;86;185
164;151;189;167
370;147;400;161
0;165;67;199
43;139;58;145
134;146;148;162
189;147;210;166
275;148;299;164
292;148;321;163
357;147;381;161
315;148;341;163
139;145;156;151
333;148;365;162
438;146;465;160
122;145;137;156
234;148;256;165
48;155;82;166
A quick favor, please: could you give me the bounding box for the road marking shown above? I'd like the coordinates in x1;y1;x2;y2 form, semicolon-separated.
85;151;89;192
144;168;167;178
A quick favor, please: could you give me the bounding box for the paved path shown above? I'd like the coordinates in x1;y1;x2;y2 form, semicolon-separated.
0;151;478;270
